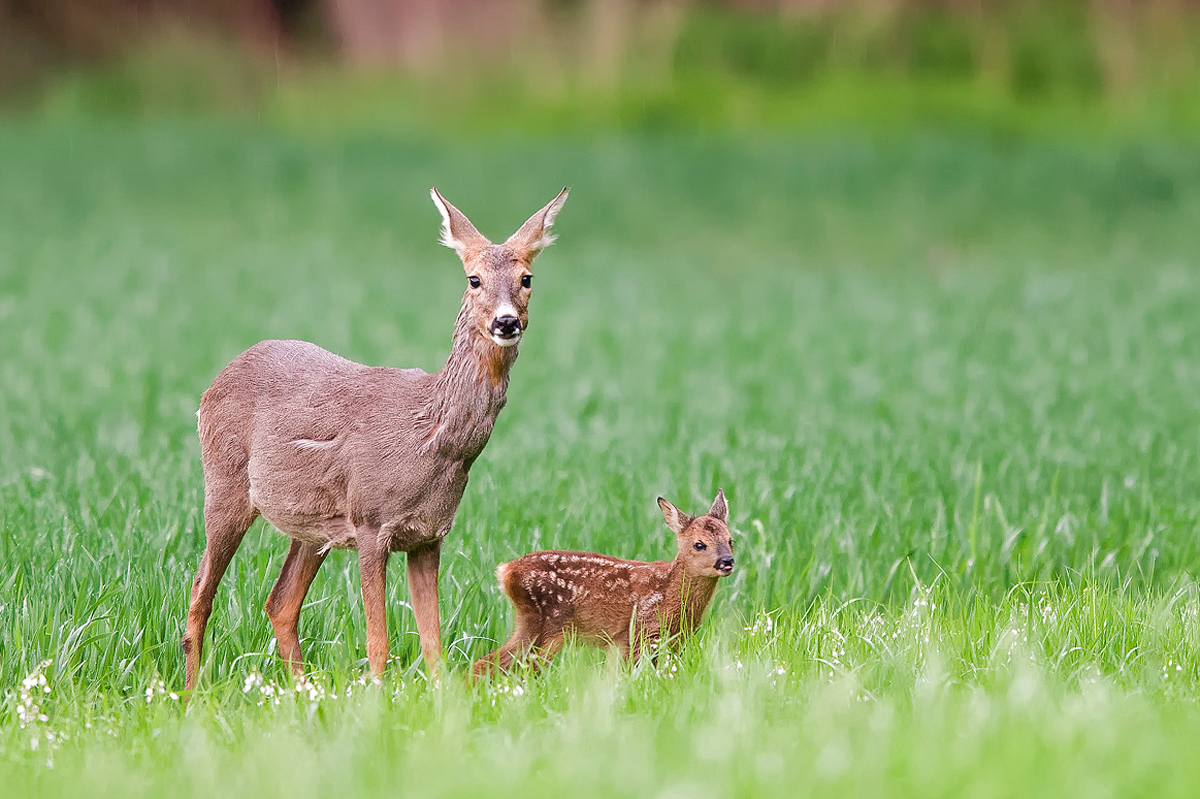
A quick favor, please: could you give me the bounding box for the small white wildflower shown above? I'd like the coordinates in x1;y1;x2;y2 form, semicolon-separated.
744;611;775;638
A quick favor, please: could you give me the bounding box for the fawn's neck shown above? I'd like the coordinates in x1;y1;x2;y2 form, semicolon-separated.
661;559;719;637
424;300;518;456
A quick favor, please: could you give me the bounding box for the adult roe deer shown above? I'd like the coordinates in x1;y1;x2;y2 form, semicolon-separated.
183;187;569;693
473;490;734;675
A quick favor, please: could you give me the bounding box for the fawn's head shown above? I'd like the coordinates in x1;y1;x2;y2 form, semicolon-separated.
658;490;735;578
431;187;569;348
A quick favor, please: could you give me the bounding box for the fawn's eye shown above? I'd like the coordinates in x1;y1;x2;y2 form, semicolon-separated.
521;274;532;289
468;276;481;289
694;541;707;551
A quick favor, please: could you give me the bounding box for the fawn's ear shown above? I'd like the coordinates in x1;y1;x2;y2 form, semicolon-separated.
431;187;490;260
506;187;569;258
658;497;694;535
709;489;728;522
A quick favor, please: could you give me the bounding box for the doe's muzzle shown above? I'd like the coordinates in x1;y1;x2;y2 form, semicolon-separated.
491;315;521;340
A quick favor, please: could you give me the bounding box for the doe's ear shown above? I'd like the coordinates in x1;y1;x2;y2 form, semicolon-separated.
709;489;728;522
506;187;569;258
431;187;490;260
658;496;694;535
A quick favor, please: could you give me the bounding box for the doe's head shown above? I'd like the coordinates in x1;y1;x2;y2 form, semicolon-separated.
431;187;569;348
658;489;735;579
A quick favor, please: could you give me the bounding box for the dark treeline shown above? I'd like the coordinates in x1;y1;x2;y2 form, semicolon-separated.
5;1;1200;69
4;0;1200;123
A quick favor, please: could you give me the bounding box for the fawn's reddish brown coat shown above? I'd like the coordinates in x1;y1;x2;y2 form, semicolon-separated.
474;490;734;675
183;188;569;694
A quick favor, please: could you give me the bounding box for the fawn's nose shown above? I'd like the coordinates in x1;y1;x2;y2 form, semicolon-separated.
716;556;735;574
490;315;522;341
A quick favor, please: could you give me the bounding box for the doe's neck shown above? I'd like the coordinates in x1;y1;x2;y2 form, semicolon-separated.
423;300;519;448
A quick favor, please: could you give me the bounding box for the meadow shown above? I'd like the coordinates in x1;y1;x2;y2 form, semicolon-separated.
2;122;1200;795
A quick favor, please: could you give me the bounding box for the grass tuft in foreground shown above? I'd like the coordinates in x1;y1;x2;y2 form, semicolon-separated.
6;583;1200;796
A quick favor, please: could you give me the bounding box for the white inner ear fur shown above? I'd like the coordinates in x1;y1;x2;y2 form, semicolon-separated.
659;498;689;534
533;192;567;251
431;188;467;257
513;189;569;255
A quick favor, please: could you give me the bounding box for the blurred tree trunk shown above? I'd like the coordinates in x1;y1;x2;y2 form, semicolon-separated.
319;0;538;69
1091;0;1139;96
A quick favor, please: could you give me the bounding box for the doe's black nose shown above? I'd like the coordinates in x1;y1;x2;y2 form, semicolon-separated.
492;315;521;337
716;556;735;572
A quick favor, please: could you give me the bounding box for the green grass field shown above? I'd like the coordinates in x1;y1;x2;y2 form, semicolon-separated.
3;122;1200;796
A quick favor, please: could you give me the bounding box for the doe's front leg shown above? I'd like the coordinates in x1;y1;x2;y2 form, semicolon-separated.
357;532;391;677
407;540;444;680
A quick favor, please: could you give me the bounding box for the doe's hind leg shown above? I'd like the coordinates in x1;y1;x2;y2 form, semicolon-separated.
265;539;328;677
183;476;257;694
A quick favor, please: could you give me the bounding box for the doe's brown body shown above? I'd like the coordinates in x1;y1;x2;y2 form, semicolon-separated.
474;490;735;675
182;187;569;693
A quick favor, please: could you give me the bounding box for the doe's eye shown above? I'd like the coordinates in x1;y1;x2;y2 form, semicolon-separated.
694;541;707;551
468;276;481;289
521;274;532;289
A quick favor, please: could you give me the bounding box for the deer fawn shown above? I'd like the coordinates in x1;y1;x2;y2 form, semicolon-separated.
473;490;734;675
182;188;569;693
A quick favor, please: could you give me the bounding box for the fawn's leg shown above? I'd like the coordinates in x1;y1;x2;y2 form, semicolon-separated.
473;618;543;677
407;541;443;679
528;630;566;671
265;539;328;676
358;532;390;677
183;476;256;694
627;633;662;665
